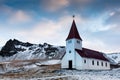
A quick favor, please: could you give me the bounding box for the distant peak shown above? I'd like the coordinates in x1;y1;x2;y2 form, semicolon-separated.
7;39;20;42
13;39;19;41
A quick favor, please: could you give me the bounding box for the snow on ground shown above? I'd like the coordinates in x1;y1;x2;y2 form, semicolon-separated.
41;60;61;65
57;68;120;80
23;64;37;69
2;68;120;80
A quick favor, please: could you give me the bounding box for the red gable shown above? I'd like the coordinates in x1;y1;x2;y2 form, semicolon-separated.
75;48;109;61
66;20;82;41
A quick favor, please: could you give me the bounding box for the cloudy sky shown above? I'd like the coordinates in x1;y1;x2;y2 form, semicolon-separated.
0;0;120;53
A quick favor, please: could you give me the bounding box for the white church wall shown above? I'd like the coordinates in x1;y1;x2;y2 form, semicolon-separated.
66;39;82;52
61;54;68;68
73;39;82;50
64;39;82;69
61;39;78;69
61;38;82;69
75;51;83;70
82;58;110;70
61;52;76;69
74;52;110;70
81;58;89;69
62;45;110;70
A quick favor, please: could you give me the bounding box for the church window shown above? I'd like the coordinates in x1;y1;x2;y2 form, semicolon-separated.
68;40;72;43
106;62;107;67
84;59;86;63
77;40;80;43
92;60;94;65
101;62;103;66
69;50;71;53
97;61;99;66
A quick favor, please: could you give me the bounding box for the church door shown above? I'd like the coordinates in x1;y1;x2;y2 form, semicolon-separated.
69;60;72;69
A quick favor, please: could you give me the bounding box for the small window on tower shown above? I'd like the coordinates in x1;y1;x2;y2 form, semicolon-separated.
77;40;80;44
68;40;72;43
69;50;71;53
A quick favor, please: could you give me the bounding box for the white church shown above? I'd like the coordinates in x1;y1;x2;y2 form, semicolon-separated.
61;19;110;70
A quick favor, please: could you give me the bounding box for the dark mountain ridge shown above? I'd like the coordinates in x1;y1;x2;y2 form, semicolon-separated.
0;39;65;59
0;39;33;57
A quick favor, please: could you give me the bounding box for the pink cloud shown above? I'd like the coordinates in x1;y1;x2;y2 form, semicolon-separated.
8;10;32;24
43;0;69;11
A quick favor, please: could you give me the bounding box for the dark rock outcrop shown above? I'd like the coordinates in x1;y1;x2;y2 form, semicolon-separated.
0;39;33;57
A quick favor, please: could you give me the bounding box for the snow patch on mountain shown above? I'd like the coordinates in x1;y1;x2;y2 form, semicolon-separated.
107;53;120;64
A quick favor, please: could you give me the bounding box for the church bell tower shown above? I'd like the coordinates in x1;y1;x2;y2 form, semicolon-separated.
61;16;83;69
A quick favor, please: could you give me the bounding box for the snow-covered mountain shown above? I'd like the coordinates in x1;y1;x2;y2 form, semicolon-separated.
0;39;65;62
0;39;120;65
107;53;120;64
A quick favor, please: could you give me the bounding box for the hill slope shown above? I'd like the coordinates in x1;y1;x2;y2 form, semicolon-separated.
107;53;120;64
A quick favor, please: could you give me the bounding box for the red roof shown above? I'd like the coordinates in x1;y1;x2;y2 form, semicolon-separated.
75;48;109;61
66;20;82;41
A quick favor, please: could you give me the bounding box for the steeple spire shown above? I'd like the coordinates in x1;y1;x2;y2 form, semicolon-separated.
66;17;82;41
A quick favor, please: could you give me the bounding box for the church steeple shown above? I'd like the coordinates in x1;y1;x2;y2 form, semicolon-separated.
66;19;82;41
